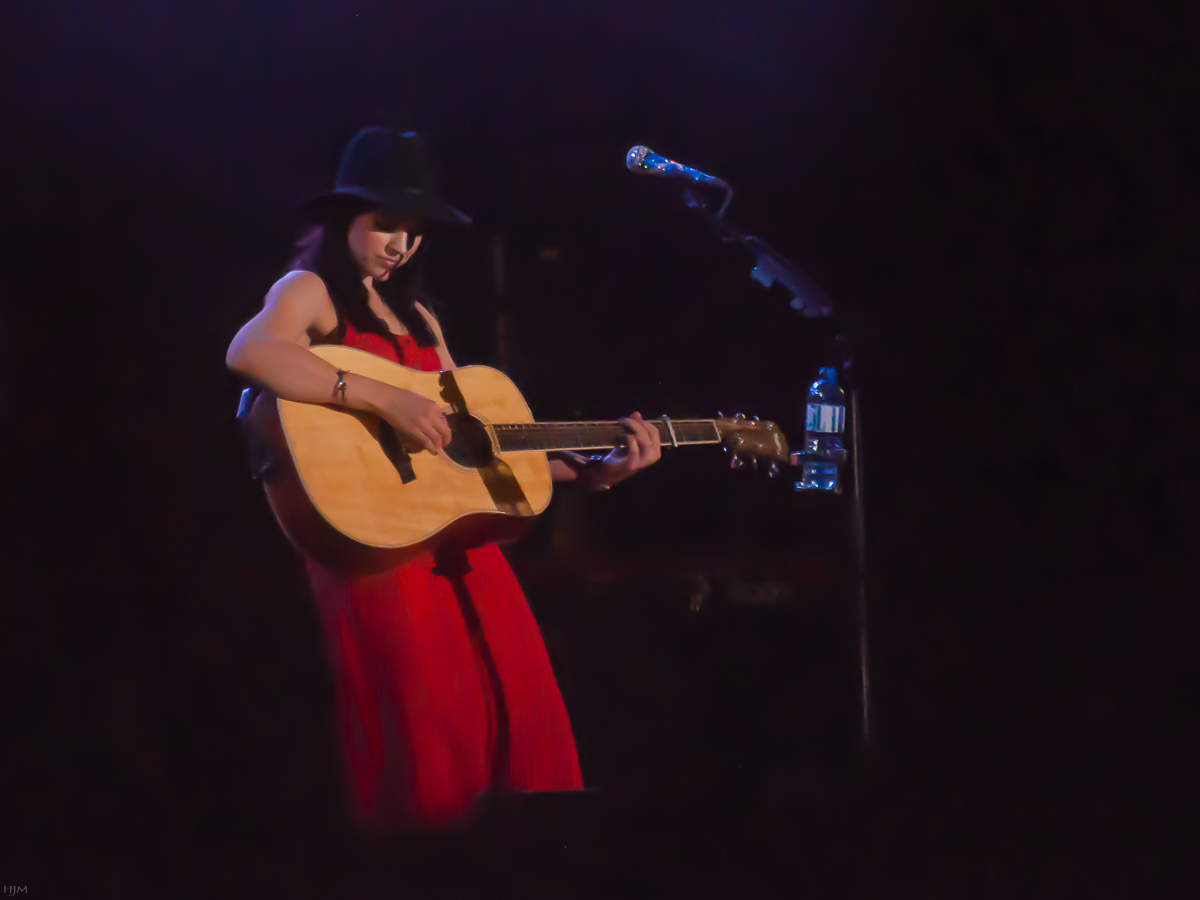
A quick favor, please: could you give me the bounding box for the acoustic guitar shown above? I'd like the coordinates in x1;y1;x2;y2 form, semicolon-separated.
245;345;790;575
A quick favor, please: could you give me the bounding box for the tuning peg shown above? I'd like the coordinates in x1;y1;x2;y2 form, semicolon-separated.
730;455;744;470
716;410;724;419
749;457;759;472
734;412;745;422
767;462;779;478
752;415;759;423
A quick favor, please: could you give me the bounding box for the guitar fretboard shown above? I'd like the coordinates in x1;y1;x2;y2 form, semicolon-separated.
492;419;721;453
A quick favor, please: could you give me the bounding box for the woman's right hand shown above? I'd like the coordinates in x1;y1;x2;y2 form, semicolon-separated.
368;383;453;454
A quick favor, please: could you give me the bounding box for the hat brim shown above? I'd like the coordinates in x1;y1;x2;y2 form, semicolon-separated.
297;187;472;226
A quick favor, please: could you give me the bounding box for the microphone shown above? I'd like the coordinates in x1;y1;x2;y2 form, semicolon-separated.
625;145;729;188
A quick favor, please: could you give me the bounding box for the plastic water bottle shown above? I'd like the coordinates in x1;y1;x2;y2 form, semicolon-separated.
797;367;846;492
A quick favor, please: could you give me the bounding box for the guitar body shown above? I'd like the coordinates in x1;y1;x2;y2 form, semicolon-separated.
249;345;552;575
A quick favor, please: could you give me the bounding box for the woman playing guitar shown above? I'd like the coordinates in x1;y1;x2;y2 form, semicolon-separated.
226;128;661;831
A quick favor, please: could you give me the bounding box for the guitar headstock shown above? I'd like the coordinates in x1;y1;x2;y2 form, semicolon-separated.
715;412;791;475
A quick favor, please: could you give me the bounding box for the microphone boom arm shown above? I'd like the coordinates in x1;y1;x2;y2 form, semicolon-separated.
626;143;832;317
712;215;834;318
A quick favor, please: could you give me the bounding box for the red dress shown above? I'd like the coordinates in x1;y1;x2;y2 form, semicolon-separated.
306;322;583;830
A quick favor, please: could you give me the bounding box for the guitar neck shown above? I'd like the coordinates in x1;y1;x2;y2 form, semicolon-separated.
492;418;722;453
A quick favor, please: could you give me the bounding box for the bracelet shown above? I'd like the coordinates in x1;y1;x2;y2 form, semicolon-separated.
333;369;348;404
587;454;611;492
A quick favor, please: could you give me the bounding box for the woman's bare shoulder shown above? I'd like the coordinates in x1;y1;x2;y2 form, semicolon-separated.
269;269;328;302
266;270;338;333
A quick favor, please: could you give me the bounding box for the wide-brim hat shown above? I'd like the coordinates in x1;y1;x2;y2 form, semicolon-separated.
299;127;472;226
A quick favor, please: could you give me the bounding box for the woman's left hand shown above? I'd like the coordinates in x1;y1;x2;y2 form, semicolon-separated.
596;411;662;488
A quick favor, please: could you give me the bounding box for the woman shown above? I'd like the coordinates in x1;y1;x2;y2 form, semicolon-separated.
226;127;661;831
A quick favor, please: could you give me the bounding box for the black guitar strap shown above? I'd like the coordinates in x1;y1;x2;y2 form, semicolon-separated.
432;543;512;792
438;371;534;516
236;386;282;483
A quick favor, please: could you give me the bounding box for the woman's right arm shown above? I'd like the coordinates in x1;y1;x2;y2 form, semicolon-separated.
226;272;451;452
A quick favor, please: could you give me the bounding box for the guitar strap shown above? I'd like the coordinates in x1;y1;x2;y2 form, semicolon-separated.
438;371;534;516
236;386;282;483
432;543;511;792
430;371;530;788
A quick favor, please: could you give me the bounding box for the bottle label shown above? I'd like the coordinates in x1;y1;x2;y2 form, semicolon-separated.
806;403;844;433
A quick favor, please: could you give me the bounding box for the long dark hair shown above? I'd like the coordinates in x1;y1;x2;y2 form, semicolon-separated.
288;197;439;350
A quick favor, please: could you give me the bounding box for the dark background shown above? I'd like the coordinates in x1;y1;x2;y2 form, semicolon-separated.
2;0;1195;895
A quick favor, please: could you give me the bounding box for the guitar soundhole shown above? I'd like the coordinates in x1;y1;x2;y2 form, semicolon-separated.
443;413;496;469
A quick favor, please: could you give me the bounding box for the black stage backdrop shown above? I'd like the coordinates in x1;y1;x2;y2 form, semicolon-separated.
2;0;1194;896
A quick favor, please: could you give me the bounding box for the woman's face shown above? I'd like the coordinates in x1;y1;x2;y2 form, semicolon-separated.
347;210;423;281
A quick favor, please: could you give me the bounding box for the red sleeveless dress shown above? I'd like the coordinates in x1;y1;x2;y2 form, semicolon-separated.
305;321;583;829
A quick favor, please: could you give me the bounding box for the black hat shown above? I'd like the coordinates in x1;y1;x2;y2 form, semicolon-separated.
300;127;471;226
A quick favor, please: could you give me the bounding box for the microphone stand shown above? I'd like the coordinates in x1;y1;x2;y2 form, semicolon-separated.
683;183;872;746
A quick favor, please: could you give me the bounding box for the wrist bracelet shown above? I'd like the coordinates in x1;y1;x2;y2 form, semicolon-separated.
587;454;611;492
333;369;348;404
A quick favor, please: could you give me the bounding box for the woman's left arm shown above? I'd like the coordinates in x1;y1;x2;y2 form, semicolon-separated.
416;301;660;486
415;302;584;481
550;412;662;488
548;452;589;484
